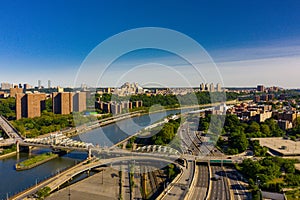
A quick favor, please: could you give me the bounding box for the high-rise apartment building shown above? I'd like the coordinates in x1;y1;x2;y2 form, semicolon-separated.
16;93;46;119
257;85;265;92
10;86;23;97
73;92;87;112
53;92;73;115
48;80;51;89
200;83;205;91
205;83;209;91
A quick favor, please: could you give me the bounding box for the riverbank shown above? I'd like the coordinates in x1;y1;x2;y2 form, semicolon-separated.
0;151;17;159
23;100;239;141
15;152;58;171
0;144;17;159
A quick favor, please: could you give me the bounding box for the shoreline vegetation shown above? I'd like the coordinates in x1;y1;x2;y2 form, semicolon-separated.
60;100;239;138
0;151;17;159
0;144;17;159
15;152;58;171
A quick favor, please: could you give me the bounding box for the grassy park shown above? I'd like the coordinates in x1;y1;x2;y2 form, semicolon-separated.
16;152;58;170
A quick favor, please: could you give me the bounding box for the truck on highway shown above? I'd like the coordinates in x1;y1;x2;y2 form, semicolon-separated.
213;174;221;180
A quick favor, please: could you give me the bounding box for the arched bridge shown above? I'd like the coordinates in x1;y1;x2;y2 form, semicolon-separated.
135;145;181;156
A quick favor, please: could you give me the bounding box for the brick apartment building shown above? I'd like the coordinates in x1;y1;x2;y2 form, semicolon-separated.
16;93;46;120
53;92;87;114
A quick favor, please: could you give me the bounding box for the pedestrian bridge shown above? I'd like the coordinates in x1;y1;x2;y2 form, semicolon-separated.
135;145;181;156
23;133;94;149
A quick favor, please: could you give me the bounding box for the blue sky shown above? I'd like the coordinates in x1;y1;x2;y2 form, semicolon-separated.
0;0;300;88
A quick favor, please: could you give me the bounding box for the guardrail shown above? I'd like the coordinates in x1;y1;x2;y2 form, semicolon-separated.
205;163;212;200
156;167;184;200
184;160;197;200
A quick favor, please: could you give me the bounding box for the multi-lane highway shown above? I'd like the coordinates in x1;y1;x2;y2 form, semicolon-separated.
163;160;194;200
190;163;209;200
210;165;230;200
225;168;251;200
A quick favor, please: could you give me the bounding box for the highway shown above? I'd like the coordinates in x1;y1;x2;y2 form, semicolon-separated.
225;168;251;200
163;160;194;200
190;164;209;200
210;165;230;200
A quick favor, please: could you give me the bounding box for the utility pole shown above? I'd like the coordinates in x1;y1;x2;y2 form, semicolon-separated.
68;181;71;200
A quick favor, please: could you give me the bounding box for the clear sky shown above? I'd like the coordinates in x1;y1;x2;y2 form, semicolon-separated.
0;0;300;88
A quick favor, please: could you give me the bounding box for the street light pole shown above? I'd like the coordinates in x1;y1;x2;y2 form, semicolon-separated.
68;184;71;200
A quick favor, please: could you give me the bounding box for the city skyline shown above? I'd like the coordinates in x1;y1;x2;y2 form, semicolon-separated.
1;1;300;88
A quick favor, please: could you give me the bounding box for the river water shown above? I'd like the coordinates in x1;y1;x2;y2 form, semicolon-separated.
0;109;186;199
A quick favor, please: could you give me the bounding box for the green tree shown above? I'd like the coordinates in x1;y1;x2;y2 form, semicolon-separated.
224;114;240;133
228;132;249;154
260;124;271;137
247;121;261;134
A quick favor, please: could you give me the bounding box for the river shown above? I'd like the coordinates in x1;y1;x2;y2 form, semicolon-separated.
0;109;187;199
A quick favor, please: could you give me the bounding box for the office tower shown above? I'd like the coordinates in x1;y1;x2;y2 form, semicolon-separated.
53;92;73;114
16;93;46;120
48;80;51;89
73;92;87;112
38;80;42;88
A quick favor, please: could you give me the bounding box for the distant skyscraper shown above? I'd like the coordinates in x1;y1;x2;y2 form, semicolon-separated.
1;82;12;90
48;80;51;89
209;83;215;92
38;80;42;88
216;83;222;92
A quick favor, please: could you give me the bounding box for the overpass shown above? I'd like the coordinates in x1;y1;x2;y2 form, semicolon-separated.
0;115;23;147
11;155;182;200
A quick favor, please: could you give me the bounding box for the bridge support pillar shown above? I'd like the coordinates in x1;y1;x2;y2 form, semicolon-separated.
88;148;92;159
16;141;19;153
28;146;32;156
